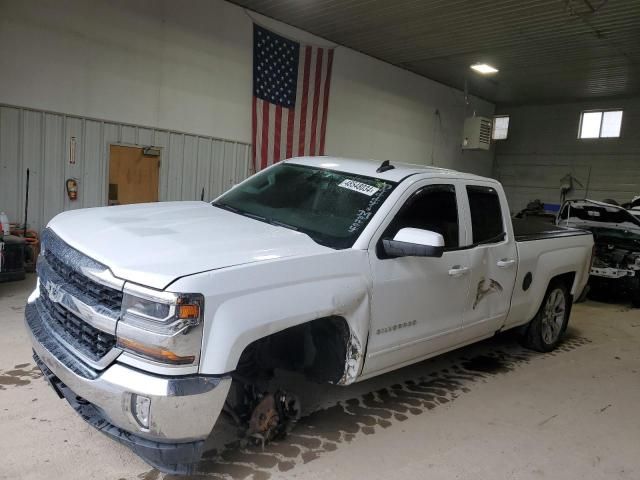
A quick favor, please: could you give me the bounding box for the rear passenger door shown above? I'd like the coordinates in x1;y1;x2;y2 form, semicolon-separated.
460;184;517;339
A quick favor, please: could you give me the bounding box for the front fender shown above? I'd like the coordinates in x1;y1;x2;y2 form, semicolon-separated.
168;249;371;383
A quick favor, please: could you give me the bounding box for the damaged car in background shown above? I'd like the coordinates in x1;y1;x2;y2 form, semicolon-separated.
558;199;640;306
25;157;593;474
622;195;640;221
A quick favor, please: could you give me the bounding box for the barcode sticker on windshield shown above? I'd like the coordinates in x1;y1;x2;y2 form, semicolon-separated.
339;179;379;196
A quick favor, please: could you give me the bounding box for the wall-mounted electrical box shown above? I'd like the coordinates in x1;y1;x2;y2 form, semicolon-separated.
462;116;492;150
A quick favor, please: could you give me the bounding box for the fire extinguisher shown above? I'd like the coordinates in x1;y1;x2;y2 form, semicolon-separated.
66;178;78;201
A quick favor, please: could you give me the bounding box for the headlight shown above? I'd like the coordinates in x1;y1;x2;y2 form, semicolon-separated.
123;295;172;322
116;283;204;366
121;291;200;333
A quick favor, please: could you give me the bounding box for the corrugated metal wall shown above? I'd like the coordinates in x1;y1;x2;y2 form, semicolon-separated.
0;104;251;232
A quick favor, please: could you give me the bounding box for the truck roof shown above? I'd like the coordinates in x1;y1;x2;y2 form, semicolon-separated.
286;156;492;184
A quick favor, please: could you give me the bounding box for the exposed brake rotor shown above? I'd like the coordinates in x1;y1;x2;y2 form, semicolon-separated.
247;390;300;447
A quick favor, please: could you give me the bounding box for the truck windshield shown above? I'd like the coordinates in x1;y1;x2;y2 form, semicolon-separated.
213;163;396;249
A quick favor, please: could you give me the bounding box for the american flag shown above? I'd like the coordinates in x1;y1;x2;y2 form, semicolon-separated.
252;24;334;172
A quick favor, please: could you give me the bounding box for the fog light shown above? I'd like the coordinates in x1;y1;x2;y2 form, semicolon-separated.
132;394;151;429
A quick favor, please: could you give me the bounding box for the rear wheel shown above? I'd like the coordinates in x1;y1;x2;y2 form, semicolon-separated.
522;282;570;352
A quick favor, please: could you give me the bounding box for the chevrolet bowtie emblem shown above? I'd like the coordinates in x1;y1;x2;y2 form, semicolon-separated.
44;280;64;304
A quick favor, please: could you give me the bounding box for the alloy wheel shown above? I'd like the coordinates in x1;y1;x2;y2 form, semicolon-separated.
541;288;566;344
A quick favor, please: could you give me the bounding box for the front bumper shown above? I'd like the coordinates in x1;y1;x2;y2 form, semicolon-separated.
591;266;636;279
25;302;231;473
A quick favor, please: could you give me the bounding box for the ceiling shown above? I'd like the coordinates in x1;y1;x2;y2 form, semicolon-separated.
231;0;640;105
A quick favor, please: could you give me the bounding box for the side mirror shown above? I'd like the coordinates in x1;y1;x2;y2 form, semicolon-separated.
382;228;445;258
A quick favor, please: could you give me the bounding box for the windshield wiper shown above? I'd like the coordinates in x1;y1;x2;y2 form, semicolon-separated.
268;219;299;231
215;204;269;223
244;212;269;222
213;203;299;232
213;202;239;213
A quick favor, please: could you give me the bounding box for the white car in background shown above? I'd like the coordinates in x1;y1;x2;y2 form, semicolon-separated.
558;199;640;306
628;196;640;220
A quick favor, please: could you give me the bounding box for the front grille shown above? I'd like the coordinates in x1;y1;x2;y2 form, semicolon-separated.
38;293;117;361
45;250;123;310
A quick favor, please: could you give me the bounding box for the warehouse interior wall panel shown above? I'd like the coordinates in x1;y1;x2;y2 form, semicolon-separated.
196;137;213;202
153;129;171;202
0;0;494;177
42;113;65;227
0;104;251;232
167;132;185;202
0;107;20;225
498;163;591;213
494;97;640;213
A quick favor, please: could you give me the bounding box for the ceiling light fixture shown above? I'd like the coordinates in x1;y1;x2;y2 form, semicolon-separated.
470;63;498;74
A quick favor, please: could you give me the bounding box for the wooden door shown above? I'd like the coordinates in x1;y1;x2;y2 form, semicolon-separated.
108;145;160;205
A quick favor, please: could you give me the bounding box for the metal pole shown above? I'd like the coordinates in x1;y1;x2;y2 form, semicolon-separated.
23;168;30;237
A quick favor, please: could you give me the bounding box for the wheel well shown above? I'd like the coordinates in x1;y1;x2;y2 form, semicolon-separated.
235;316;352;385
520;271;577;337
550;271;576;296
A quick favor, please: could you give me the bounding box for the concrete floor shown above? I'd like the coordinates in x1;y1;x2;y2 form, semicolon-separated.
1;274;639;480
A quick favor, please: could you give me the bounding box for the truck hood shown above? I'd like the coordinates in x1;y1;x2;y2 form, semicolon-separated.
558;199;640;233
48;202;331;290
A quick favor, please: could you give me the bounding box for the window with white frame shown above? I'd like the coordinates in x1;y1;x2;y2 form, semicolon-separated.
578;110;623;139
492;115;509;140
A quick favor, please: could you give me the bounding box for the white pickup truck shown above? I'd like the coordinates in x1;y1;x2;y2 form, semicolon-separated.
25;157;593;473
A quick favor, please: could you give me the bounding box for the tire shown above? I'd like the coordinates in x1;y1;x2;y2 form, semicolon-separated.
522;282;570;352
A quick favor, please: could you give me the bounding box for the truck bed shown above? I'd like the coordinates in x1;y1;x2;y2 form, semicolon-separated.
513;218;590;242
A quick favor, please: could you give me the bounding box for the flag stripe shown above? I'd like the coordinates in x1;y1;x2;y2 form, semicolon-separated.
310;49;324;156
291;46;305;159
251;96;257;172
267;104;275;167
286;105;295;159
279;107;288;163
303;49;317;156
298;46;312;157
261;99;269;171
319;49;334;156
273;105;282;165
255;100;263;171
314;51;327;156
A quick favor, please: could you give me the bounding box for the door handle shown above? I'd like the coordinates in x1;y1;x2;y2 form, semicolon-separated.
497;258;516;268
448;265;470;277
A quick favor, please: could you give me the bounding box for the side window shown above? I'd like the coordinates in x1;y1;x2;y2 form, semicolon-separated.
383;184;459;248
466;185;505;244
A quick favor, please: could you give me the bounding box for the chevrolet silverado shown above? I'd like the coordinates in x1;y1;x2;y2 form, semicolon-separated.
25;157;594;473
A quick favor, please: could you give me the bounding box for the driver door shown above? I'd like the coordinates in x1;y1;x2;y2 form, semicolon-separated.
362;181;472;376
